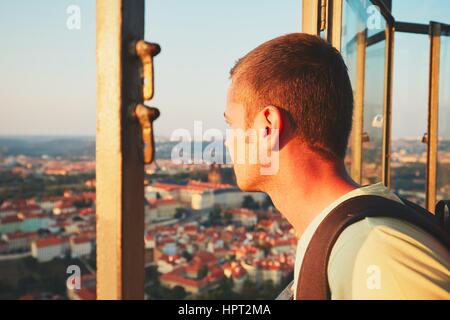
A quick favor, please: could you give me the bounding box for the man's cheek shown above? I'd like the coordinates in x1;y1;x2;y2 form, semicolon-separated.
225;133;235;164
226;127;250;165
225;129;240;164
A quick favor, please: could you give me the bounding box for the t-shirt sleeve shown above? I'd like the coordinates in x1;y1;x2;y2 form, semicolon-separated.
327;217;450;300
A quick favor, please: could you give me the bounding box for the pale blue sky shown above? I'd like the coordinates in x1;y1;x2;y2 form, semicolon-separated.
0;0;449;138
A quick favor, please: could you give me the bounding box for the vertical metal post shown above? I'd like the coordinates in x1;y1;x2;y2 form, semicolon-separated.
351;31;367;184
382;0;392;11
427;22;441;212
329;0;343;51
96;0;145;299
382;24;395;188
302;0;320;35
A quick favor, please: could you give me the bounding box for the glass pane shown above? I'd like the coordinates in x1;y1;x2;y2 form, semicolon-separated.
362;39;386;185
143;0;299;300
341;0;387;184
390;33;429;206
0;1;96;299
393;0;450;25
437;34;450;202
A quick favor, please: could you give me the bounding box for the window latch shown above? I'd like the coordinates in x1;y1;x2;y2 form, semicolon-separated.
130;104;160;164
134;40;161;101
130;40;161;164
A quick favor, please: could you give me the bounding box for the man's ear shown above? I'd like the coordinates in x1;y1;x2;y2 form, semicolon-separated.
260;105;282;150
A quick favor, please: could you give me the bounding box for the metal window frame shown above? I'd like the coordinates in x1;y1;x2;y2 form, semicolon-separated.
329;0;343;51
426;22;441;212
395;21;429;35
394;21;450;211
302;0;320;35
303;0;395;187
371;0;394;25
382;23;395;188
96;0;146;300
351;30;367;184
355;0;394;187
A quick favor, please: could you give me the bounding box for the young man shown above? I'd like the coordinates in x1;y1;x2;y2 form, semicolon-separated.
224;33;450;299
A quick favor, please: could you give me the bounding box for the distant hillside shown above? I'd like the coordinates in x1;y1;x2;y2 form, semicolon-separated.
0;136;232;161
0;136;95;158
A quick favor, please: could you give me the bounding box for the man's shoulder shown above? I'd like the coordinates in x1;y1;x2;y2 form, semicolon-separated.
330;215;449;259
327;216;450;299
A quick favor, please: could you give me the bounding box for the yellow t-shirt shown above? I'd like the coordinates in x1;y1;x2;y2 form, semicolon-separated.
293;183;450;300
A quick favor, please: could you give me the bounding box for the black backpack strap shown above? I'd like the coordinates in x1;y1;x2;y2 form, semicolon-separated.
296;195;450;300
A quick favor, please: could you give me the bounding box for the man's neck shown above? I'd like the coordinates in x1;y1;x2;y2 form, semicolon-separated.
265;148;359;237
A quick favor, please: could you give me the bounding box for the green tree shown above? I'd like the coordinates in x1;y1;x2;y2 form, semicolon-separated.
240;279;259;299
223;212;232;225
209;206;222;226
181;250;193;262
242;196;260;210
171;286;187;300
261;195;274;210
198;265;208;279
259;280;276;299
73;199;93;209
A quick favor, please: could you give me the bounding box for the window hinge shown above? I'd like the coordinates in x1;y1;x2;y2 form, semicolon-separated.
319;0;328;32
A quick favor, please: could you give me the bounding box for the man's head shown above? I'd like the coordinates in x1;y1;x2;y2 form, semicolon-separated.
225;33;354;191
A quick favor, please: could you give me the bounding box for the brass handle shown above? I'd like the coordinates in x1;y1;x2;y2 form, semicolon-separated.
131;104;160;164
134;40;161;101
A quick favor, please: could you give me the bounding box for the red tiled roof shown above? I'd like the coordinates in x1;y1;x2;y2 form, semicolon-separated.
34;237;68;248
186;180;234;190
20;212;48;219
158;253;181;264
4;231;37;240
0;215;22;224
232;267;247;278
183;225;197;232
194;250;216;263
74;287;96;300
71;235;91;244
79;208;95;216
161;265;224;288
152;180;234;193
185;261;203;274
1;199;40;212
152;183;182;191
227;208;256;217
148;198;179;208
157;238;176;247
271;238;296;247
82;192;96;201
259;219;274;227
40;196;63;203
55;202;75;209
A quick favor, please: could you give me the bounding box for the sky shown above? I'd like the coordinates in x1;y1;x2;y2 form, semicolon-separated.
0;0;449;138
